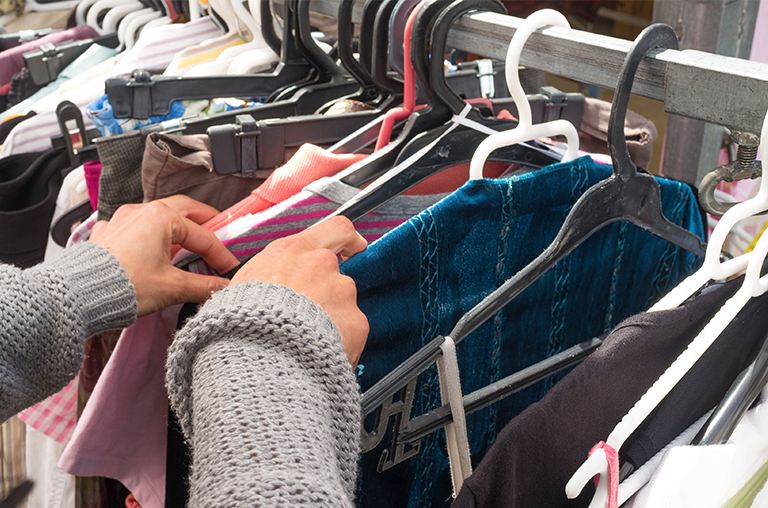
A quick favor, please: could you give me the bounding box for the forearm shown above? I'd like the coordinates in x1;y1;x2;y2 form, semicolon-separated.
0;242;137;422
167;282;361;508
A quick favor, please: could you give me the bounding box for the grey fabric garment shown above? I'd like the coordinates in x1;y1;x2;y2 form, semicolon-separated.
0;241;137;422
578;97;658;169
142;132;265;213
96;131;145;221
166;281;360;508
7;67;40;108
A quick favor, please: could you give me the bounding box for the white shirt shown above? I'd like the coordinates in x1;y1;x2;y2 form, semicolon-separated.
624;387;768;508
0;17;223;157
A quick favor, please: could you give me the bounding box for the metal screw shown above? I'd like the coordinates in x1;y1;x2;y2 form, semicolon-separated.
729;129;760;170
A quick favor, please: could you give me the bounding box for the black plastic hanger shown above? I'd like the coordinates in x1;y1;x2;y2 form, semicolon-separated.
395;0;566;159
202;0;405;175
358;23;709;467
260;0;281;55
265;0;359;103
336;0;381;104
50;102;99;246
0;480;33;508
0;29;60;52
55;101;99;170
139;0;387;135
23;33;120;87
51;199;94;247
329;0;481;193
369;0;405;96
444;23;707;347
377;337;604;454
387;0;420;77
328;0;404;110
330;0;562;222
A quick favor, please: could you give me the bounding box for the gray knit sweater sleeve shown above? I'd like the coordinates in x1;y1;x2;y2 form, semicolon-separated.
166;281;361;507
0;241;137;423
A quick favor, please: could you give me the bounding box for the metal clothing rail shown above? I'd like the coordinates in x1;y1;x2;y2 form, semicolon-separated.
301;0;768;136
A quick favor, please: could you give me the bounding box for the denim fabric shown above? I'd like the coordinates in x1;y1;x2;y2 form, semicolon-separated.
340;156;704;508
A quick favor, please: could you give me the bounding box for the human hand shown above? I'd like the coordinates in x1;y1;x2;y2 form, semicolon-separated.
90;196;240;317
232;216;369;366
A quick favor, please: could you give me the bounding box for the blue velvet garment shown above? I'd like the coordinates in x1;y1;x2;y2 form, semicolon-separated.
339;156;705;508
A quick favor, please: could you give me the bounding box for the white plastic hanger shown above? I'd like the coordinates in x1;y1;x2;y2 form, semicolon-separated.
86;0;127;33
188;0;200;20
140;13;173;34
163;0;272;77
122;0;170;50
122;8;163;50
221;0;280;75
227;0;258;41
25;0;79;12
649;158;768;311
227;0;279;74
207;0;239;37
101;1;143;35
117;7;155;47
83;0;112;31
468;9;579;180
565;108;768;508
436;337;472;495
75;0;100;27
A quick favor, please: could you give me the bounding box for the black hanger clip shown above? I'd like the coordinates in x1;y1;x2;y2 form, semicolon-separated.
55;101;94;169
209;115;261;179
541;86;569;123
24;42;65;86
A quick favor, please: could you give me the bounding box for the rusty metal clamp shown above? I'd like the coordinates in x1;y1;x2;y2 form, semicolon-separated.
699;129;762;217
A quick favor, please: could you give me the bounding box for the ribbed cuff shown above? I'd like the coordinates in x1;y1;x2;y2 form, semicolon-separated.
36;242;138;337
202;281;338;335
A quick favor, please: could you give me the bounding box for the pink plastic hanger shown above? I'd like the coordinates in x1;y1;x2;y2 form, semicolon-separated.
373;0;425;150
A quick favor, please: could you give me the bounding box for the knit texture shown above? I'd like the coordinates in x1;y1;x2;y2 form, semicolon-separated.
0;241;137;422
96;131;145;221
166;281;360;507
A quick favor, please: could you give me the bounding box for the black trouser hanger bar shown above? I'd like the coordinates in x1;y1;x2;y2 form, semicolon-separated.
24;33;119;86
208;110;383;176
105;63;316;119
359;336;603;471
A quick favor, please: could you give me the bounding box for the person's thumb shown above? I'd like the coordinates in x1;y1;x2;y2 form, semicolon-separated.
169;270;231;306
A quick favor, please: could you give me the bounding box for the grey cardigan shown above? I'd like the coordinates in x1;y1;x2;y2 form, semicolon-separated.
0;241;360;507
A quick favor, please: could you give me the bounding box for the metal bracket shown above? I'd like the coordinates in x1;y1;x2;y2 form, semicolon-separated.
476;59;496;99
699;129;763;216
271;3;766;130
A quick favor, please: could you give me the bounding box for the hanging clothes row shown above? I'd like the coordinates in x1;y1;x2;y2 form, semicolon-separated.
1;0;767;508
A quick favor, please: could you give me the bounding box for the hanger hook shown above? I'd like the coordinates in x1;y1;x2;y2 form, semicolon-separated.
410;0;455;115
505;10;570;129
337;0;376;91
429;0;507;115
608;24;679;175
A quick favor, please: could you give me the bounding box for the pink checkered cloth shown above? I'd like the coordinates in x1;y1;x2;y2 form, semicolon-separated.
18;212;99;443
19;378;78;443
